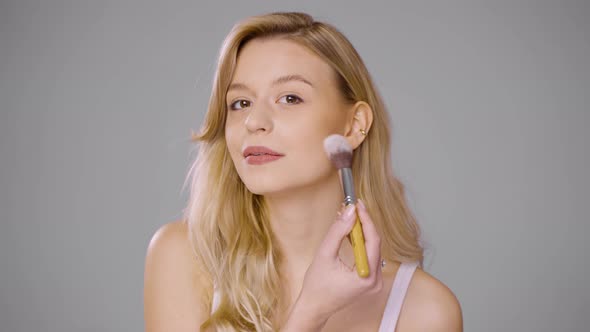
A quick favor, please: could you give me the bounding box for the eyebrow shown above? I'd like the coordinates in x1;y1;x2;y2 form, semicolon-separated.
227;74;314;93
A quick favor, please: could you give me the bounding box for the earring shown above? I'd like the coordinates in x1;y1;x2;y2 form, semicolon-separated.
359;129;367;136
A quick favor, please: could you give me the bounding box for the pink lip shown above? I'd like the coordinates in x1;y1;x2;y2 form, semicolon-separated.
242;146;284;165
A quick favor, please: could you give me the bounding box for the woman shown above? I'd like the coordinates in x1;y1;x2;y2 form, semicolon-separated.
144;11;462;332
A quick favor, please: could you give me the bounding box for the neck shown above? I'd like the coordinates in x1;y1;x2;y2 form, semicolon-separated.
263;171;349;296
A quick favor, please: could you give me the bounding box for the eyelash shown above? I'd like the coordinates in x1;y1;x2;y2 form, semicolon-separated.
228;94;303;111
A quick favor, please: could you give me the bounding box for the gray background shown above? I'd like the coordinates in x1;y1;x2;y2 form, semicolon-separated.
1;0;588;331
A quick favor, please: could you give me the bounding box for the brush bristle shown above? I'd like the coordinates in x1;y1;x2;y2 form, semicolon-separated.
323;134;353;169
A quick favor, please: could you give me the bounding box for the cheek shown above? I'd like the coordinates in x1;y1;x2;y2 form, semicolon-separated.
224;121;243;161
283;125;334;171
281;111;341;153
225;112;245;136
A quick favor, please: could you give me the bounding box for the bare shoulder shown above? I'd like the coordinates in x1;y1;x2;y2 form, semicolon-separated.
397;266;463;332
144;220;211;332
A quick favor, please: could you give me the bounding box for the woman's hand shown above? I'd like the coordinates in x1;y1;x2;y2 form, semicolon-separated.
281;199;383;331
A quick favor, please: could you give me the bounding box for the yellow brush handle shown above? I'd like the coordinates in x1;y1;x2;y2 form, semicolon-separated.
348;213;369;278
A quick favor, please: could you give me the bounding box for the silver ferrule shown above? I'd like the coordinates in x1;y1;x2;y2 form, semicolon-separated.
340;168;357;205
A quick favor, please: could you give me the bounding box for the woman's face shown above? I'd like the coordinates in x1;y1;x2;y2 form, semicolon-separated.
224;38;353;195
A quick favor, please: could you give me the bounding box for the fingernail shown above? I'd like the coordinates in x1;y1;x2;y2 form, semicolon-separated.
357;198;366;210
342;204;356;221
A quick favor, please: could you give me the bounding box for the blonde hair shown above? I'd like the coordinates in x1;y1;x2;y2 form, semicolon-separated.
183;11;423;331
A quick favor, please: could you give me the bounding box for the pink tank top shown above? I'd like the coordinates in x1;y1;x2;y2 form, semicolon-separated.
378;261;419;331
211;261;419;331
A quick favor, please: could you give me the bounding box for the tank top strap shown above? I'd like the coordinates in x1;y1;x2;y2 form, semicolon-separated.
378;261;419;332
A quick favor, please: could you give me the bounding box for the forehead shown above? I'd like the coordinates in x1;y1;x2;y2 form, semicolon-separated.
230;38;335;88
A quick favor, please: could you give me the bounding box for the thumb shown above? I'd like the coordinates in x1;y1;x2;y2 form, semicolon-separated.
318;204;357;259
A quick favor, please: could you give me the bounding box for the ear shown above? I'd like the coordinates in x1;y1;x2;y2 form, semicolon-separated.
344;101;373;149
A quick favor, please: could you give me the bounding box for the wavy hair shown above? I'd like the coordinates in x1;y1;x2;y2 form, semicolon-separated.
182;11;423;331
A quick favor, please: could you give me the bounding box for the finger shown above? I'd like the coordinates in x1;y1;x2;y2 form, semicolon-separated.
336;205;353;247
335;201;347;217
356;199;384;291
356;199;381;273
317;204;357;259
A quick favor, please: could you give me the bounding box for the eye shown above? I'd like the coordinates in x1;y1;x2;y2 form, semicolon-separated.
278;94;303;105
229;99;251;111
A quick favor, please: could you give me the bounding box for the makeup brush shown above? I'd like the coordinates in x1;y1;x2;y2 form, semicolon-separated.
323;134;370;278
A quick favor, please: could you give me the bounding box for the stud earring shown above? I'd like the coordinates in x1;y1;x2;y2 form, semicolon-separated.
359;129;367;136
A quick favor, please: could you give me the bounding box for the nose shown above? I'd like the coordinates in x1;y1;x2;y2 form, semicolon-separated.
244;103;273;134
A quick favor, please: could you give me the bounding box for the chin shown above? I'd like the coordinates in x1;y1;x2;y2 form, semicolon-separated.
241;179;289;196
240;172;332;197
